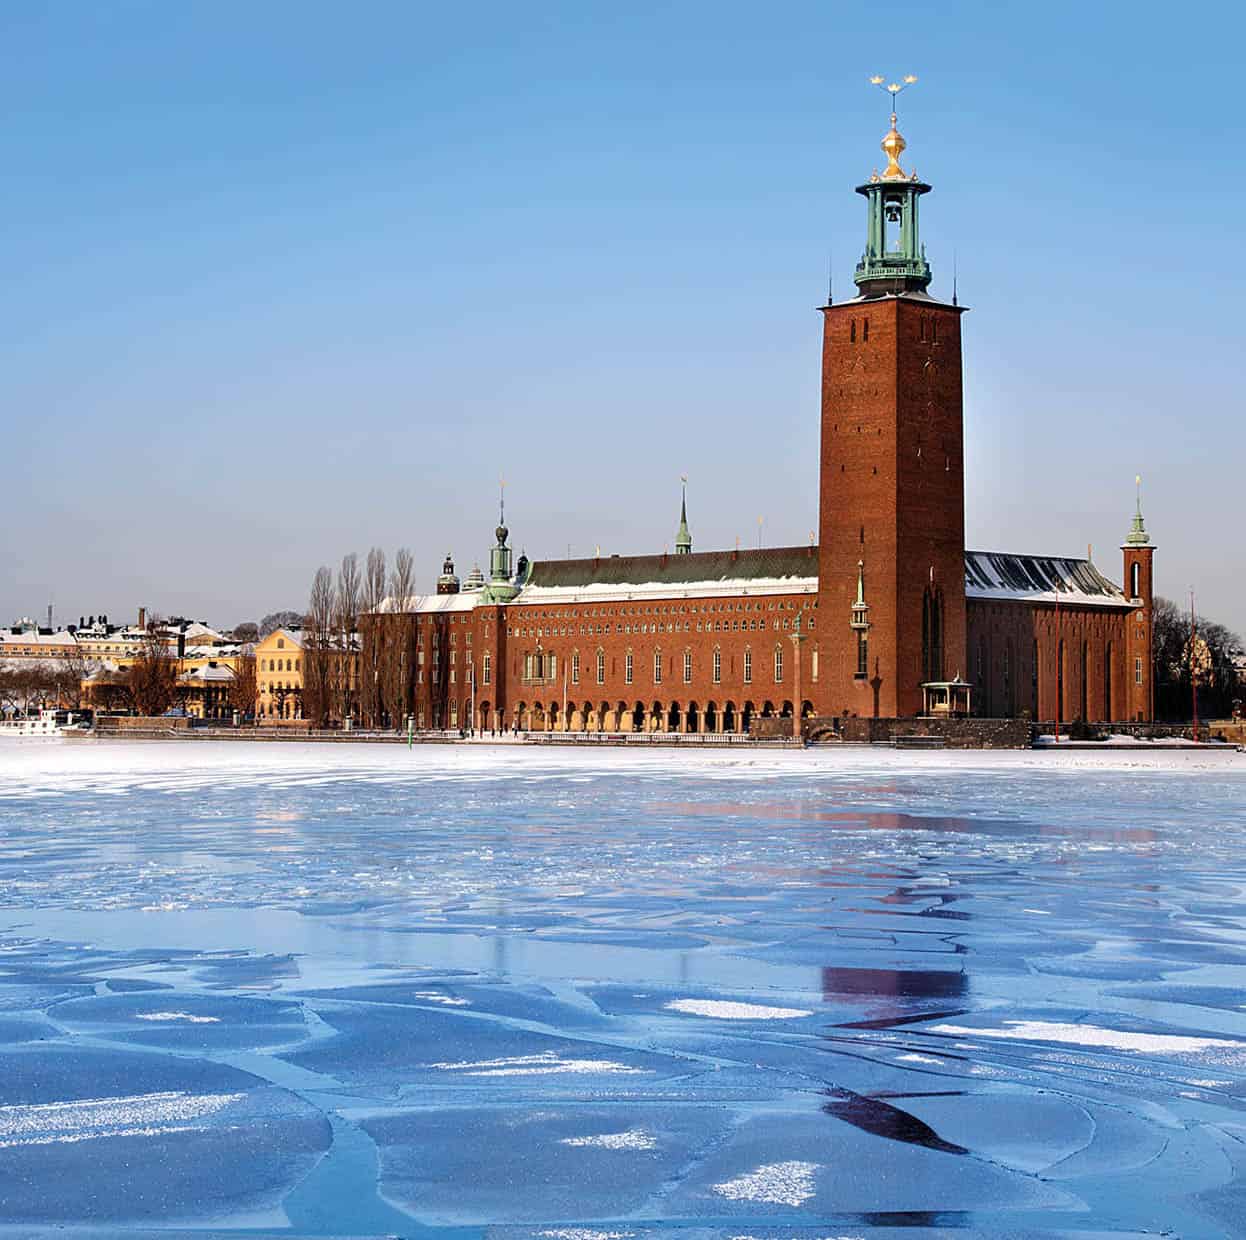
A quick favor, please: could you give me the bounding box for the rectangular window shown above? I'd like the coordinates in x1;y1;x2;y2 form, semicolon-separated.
653;651;662;684
1135;656;1143;685
482;653;491;685
683;651;692;683
450;670;456;685
811;648;818;681
596;651;605;684
625;653;633;684
856;633;868;678
743;650;752;683
571;652;580;684
712;649;721;683
774;647;784;683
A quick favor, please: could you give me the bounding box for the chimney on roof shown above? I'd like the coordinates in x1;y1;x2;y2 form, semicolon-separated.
138;607;147;630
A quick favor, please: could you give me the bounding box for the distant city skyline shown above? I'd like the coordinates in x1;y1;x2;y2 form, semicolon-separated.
3;2;1243;634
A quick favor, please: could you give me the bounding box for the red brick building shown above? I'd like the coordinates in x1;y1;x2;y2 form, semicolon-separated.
360;110;1154;733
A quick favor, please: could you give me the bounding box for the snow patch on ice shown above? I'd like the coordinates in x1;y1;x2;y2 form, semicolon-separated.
929;1020;1244;1056
135;1011;221;1024
410;991;470;1006
713;1159;818;1206
665;998;812;1020
896;1052;944;1065
429;1051;649;1077
0;1089;243;1148
559;1128;657;1150
540;1231;634;1240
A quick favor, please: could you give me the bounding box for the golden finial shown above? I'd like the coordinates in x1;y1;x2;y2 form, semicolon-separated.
869;74;919;180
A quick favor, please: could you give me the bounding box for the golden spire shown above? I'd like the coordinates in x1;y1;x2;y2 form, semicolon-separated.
869;74;918;181
881;114;907;179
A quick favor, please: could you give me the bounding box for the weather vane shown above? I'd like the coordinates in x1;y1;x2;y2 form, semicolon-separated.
869;73;918;116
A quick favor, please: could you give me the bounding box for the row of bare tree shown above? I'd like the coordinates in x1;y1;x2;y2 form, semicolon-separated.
303;548;416;728
0;657;87;716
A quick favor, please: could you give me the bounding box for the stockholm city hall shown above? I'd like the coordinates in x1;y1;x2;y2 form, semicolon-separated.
362;86;1155;735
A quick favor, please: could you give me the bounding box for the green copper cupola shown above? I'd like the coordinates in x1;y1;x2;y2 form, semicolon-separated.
481;481;521;604
1125;474;1150;547
854;81;932;298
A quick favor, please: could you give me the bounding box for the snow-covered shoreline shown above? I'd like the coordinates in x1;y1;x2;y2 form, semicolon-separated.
0;736;1240;800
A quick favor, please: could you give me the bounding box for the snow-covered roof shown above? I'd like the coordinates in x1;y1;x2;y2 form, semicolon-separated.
184;643;248;658
513;575;816;606
0;629;79;648
965;551;1132;609
376;592;479;615
178;664;236;683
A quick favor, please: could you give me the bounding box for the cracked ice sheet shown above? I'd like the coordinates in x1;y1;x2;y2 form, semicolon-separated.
0;1047;328;1224
280;1001;691;1092
49;991;310;1051
357;1104;731;1223
663;1111;1079;1218
2;742;1246;1231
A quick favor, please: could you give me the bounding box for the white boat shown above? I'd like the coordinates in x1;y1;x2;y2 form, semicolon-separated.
0;708;83;738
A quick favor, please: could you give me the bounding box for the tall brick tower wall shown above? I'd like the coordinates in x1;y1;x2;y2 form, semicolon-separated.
1122;486;1156;722
816;105;967;718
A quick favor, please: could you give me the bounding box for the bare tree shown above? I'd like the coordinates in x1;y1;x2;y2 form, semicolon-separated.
379;549;417;730
260;610;304;638
1154;595;1243;720
227;650;257;719
50;649;89;709
303;567;335;726
391;548;415;610
231;621;260;643
127;620;178;716
0;668;29;716
359;547;387;727
363;548;387;612
334;553;361;725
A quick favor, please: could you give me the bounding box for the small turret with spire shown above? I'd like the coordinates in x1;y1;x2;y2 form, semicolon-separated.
481;476;521;604
1126;474;1150;546
675;476;692;555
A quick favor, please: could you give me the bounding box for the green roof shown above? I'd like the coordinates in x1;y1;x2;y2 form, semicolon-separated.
526;545;819;589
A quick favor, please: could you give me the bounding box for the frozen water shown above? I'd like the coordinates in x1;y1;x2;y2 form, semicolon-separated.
0;739;1243;1236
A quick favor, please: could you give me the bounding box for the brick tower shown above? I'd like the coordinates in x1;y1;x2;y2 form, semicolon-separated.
817;96;967;718
1121;479;1156;722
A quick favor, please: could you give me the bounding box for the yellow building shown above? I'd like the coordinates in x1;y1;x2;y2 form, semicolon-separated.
255;627;360;725
256;628;305;723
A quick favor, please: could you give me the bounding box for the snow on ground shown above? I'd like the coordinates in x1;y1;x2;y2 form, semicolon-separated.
0;735;1240;801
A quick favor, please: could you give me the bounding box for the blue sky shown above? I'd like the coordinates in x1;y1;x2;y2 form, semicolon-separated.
2;1;1242;632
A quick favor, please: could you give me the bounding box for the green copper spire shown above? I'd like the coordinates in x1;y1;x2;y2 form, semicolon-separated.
1126;474;1150;546
854;80;932;297
481;477;520;604
675;476;692;555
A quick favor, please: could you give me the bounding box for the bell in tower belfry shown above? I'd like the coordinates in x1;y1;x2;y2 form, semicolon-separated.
855;76;932;298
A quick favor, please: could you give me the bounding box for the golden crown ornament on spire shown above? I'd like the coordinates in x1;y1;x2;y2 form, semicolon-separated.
869;74;918;181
